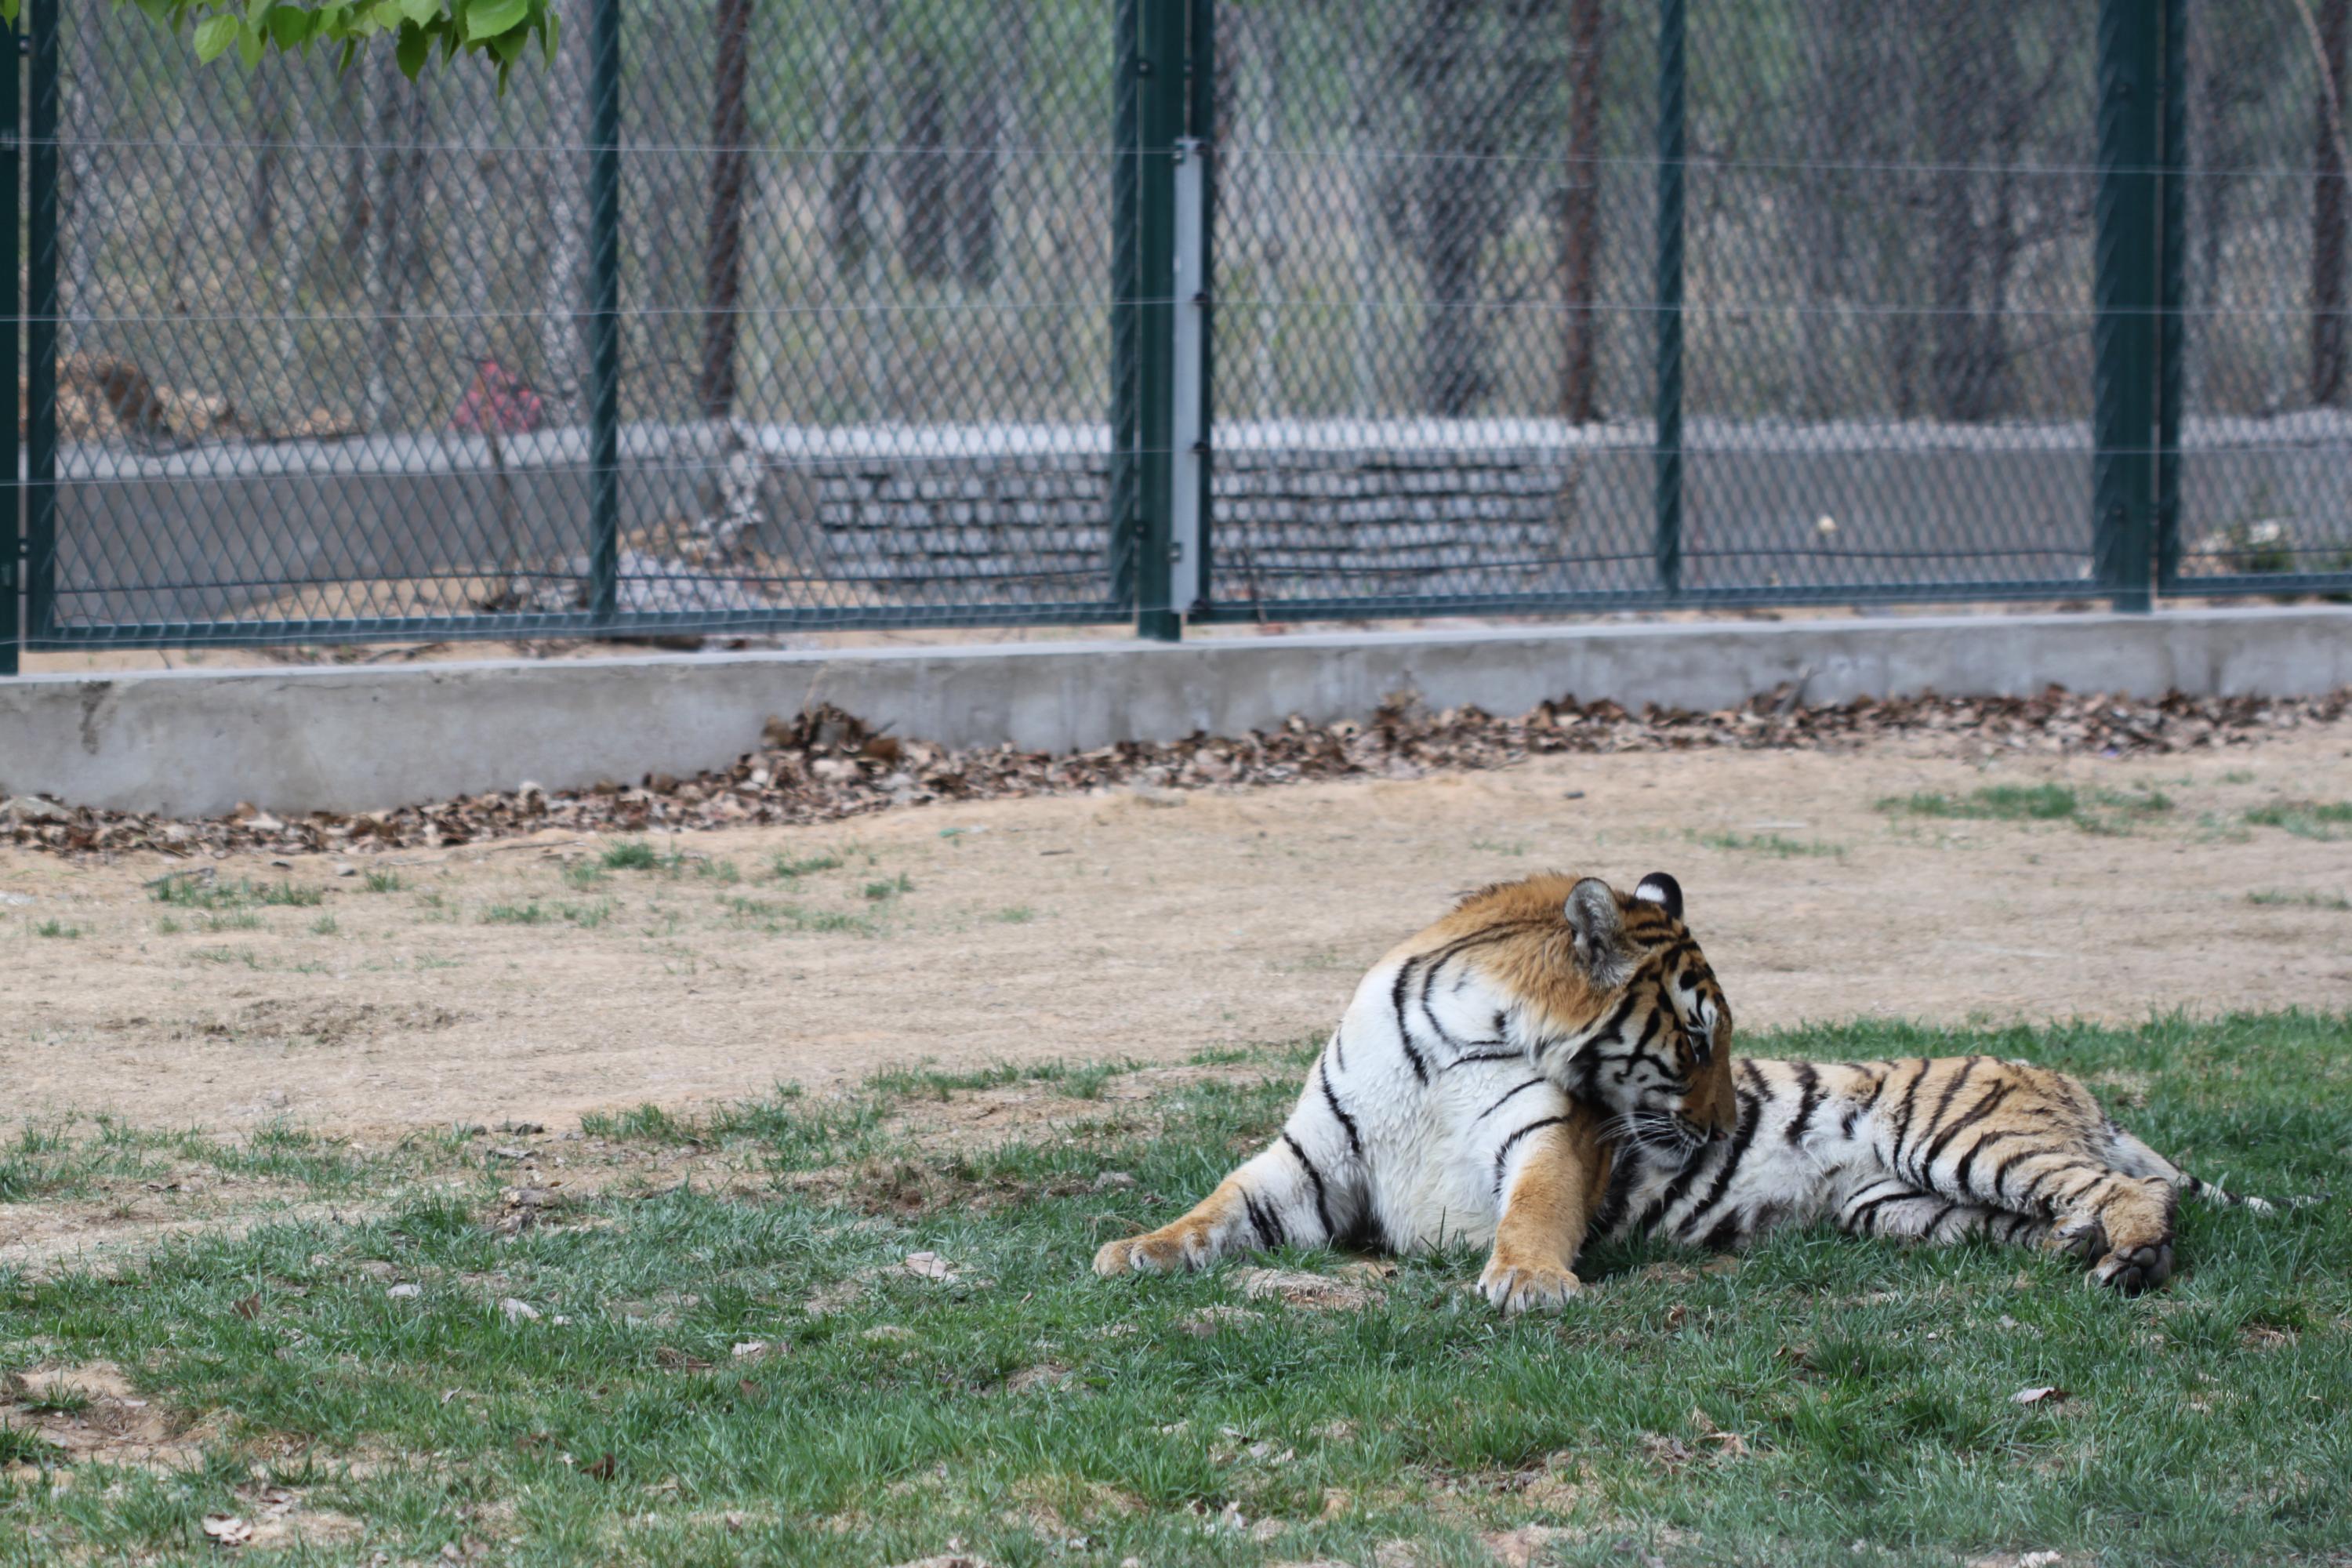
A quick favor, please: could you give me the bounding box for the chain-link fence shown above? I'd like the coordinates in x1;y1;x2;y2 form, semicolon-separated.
2;0;2347;666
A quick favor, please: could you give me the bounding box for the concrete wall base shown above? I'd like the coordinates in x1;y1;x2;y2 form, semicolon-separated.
4;608;2348;818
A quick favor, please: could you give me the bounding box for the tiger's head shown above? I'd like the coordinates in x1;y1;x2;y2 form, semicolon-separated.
1457;869;1737;1153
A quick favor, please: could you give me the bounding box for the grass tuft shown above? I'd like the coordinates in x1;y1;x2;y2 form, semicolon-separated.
2245;801;2352;841
1693;830;1846;858
2246;888;2352;911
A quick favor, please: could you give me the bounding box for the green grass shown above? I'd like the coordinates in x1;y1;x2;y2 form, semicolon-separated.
30;920;78;939
720;895;877;937
562;862;610;890
1880;783;2174;835
2247;890;2352;912
0;1014;2346;1566
768;852;844;882
147;875;325;910
480;902;550;926
309;914;340;937
599;840;662;872
1693;830;1846;859
994;906;1038;925
2245;801;2352;842
863;873;915;901
361;869;405;895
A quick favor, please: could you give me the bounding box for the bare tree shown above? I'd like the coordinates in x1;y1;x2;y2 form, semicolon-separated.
954;0;1025;292
2313;0;2349;405
62;10;113;336
365;55;429;432
1560;0;1606;423
898;49;953;285
538;24;590;425
698;0;755;419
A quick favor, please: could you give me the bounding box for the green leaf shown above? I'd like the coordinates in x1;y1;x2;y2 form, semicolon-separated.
235;17;266;67
192;13;241;62
265;4;312;48
396;0;439;26
394;17;429;77
463;0;524;42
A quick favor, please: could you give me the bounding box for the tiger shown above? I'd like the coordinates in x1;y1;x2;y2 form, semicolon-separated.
1095;870;2285;1305
1092;870;1734;1312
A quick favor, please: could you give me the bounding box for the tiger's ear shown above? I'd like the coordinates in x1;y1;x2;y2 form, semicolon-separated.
1633;871;1683;920
1564;877;1634;987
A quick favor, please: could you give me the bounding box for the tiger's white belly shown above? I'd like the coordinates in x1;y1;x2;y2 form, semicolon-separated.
1321;951;1573;1253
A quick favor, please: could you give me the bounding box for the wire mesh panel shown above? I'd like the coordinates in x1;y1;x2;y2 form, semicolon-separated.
602;0;1122;627
1203;0;1663;619
1677;0;2103;603
2165;0;2352;595
29;0;1123;648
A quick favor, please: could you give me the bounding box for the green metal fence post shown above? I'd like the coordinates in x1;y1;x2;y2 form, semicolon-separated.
2092;0;2160;612
586;0;622;626
2154;0;2186;590
1131;0;1185;642
1653;0;1686;600
26;0;55;648
0;13;20;677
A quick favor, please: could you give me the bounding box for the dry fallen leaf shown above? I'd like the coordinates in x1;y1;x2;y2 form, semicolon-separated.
201;1513;254;1547
2009;1385;2070;1407
583;1453;617;1483
901;1251;960;1283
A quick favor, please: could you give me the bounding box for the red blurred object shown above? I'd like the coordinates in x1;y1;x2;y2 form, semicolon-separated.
452;358;545;435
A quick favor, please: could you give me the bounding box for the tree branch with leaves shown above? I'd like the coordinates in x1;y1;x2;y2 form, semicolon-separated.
0;0;559;87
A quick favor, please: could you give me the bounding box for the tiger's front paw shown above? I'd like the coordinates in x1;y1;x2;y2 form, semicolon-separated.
1475;1255;1584;1315
1093;1227;1204;1278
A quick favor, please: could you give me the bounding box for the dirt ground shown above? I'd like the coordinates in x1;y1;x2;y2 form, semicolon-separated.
5;725;2350;1145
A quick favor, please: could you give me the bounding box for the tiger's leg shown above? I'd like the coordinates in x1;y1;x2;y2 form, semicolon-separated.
1836;1177;2050;1247
1938;1143;2177;1293
1475;1106;1610;1315
1093;1057;1366;1278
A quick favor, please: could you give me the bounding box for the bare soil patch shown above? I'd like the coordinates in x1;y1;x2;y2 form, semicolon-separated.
2;724;2349;1142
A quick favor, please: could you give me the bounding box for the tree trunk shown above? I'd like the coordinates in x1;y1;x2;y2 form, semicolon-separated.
2312;0;2348;405
366;61;428;431
252;66;283;249
539;25;590;423
1560;0;1606;423
1926;0;1983;422
62;9;111;336
1412;0;1492;417
337;64;369;265
699;0;755;419
898;50;952;285
953;1;1022;292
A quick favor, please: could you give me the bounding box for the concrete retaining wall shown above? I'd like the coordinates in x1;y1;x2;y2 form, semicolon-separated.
4;607;2348;818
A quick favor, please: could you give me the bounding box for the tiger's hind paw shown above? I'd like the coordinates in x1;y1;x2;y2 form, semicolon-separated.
2090;1240;2174;1294
2048;1215;2108;1261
